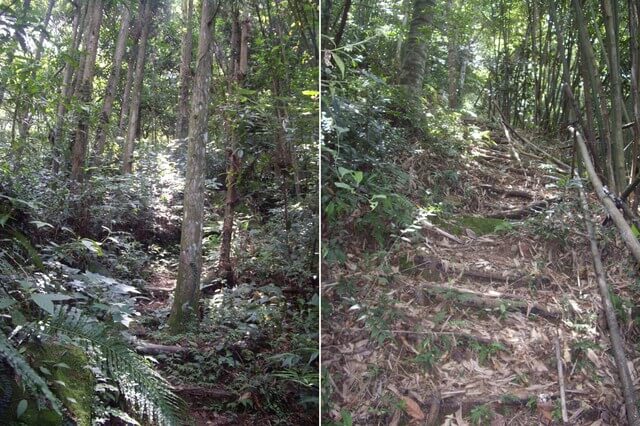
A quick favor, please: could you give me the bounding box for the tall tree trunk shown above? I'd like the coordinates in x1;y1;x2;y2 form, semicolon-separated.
601;0;626;193
168;0;217;334
51;2;85;173
572;0;615;188
70;0;103;182
218;13;249;286
93;4;131;163
122;0;152;174
176;0;193;141
398;0;434;92
446;0;458;109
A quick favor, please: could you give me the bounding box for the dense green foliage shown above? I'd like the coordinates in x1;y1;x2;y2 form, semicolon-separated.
1;0;318;424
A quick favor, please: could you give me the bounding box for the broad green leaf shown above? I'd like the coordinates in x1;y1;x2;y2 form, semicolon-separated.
337;167;351;178
80;239;103;256
39;366;51;376
332;52;345;78
353;171;363;185
0;213;11;227
302;90;319;96
632;224;640;238
17;400;27;418
0;297;15;310
334;182;353;191
31;293;72;315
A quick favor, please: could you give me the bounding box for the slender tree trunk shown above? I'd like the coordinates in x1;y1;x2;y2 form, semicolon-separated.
168;0;217;334
601;0;626;193
118;52;137;137
572;0;616;188
122;0;152;174
333;0;351;48
51;2;84;173
70;0;103;182
218;14;249;285
398;0;434;92
93;4;131;163
446;0;458;109
176;0;194;141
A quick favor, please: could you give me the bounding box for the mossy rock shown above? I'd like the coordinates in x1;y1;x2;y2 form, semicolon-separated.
438;216;515;236
5;343;94;425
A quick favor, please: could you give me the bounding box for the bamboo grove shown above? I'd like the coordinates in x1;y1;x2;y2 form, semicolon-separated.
485;0;640;200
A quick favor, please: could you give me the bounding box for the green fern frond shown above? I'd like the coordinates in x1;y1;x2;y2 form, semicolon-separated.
0;332;63;414
42;307;187;425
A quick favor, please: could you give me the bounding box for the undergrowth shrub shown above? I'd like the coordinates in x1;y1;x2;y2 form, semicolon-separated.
322;68;467;262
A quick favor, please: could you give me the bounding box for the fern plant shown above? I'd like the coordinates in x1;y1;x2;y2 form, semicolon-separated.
0;333;63;415
0;305;187;425
41;306;187;425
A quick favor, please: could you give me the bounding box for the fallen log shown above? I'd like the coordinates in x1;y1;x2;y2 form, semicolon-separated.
574;172;640;424
486;199;556;219
420;283;560;320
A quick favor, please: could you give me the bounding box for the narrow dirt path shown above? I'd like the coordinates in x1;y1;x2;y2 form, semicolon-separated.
324;122;633;425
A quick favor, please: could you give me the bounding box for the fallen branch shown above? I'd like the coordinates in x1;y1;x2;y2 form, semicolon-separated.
422;222;463;244
135;342;189;355
420;283;560;320
486;199;556;219
574;172;640;424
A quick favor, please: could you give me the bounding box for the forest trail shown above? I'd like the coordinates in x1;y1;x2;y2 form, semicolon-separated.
323;120;632;425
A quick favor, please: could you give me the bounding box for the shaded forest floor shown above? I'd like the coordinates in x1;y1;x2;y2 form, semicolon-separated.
323;118;639;425
0;142;318;424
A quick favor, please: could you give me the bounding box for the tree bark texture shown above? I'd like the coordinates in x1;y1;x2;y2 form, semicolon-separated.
176;0;194;141
70;0;103;182
168;0;216;333
398;0;434;91
51;2;84;173
122;0;152;174
601;0;626;193
93;4;131;163
218;13;249;285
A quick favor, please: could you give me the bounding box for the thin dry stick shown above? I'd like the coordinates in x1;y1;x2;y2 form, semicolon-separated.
554;330;568;423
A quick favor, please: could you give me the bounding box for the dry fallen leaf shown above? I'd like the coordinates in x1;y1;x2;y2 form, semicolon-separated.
401;396;425;420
